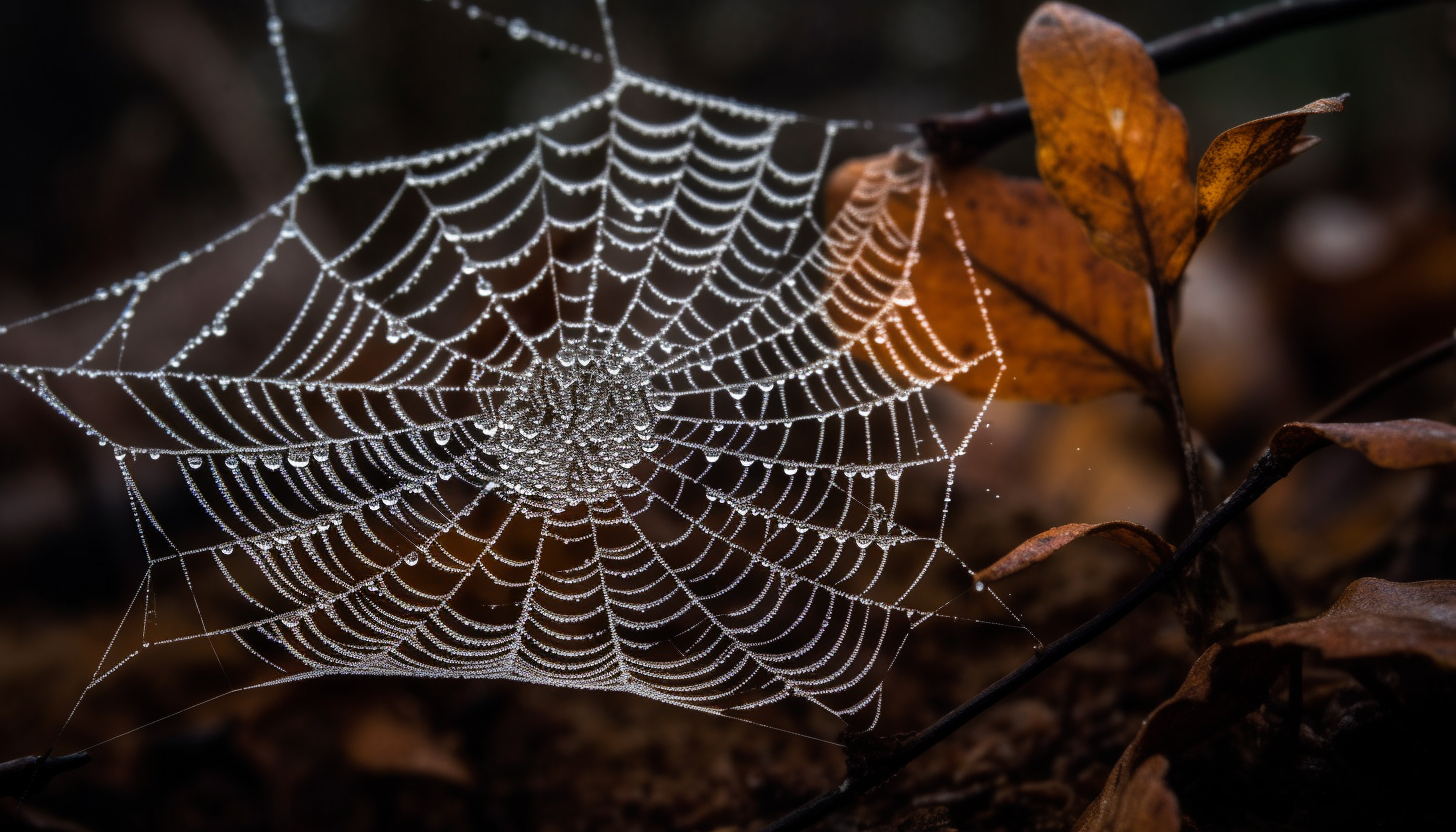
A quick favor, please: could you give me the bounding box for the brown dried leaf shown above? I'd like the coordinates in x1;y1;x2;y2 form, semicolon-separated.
1246;578;1456;670
1077;579;1456;831
824;160;1159;403
1272;418;1456;470
1109;755;1181;832
978;521;1172;583
1195;96;1346;240
1018;2;1195;284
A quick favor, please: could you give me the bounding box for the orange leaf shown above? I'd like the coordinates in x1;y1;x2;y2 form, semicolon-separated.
824;159;1159;403
978;520;1172;583
1195;95;1346;241
1272;418;1456;470
946;165;1161;401
1019;2;1195;285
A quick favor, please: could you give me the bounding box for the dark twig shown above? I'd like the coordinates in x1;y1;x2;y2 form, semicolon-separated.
0;752;90;799
1306;333;1456;423
760;441;1321;832
919;0;1433;163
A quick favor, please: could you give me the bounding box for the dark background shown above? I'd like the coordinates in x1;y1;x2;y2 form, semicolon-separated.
2;1;1454;830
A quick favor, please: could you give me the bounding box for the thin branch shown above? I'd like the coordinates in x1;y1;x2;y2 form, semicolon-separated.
1307;332;1456;423
919;0;1433;163
0;752;90;799
760;441;1320;832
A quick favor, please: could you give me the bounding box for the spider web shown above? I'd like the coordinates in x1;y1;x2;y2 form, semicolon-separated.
1;0;1020;730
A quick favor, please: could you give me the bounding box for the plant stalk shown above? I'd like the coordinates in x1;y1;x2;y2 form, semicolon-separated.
920;0;1435;163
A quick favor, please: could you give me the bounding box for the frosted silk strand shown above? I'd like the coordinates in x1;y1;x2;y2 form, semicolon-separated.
1;0;1018;725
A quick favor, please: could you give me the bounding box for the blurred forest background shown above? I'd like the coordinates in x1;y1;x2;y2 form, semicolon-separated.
1;1;1454;830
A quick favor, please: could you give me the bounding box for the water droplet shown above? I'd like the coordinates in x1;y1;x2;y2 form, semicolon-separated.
187;456;204;469
288;450;310;467
433;428;452;446
507;18;530;39
262;453;283;471
704;450;721;463
313;446;330;462
224;455;240;469
403;551;420;567
974;580;985;592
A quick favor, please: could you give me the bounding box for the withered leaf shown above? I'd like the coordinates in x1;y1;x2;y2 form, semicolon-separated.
946;165;1161;401
1109;755;1181;832
1246;578;1456;670
1196;96;1347;240
1077;579;1456;831
1272;418;1456;470
1018;2;1195;285
824;160;1159;403
978;520;1172;583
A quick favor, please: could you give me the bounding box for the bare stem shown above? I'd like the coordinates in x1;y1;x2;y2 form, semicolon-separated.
1152;285;1207;517
920;0;1434;163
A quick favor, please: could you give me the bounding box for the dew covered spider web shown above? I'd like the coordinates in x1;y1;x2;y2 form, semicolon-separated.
2;0;1026;736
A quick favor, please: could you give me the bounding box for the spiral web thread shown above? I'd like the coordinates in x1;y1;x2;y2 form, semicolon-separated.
1;0;1021;727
